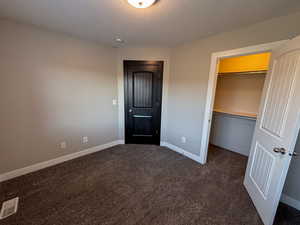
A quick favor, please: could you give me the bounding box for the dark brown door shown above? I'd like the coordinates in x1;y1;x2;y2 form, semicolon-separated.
124;60;163;145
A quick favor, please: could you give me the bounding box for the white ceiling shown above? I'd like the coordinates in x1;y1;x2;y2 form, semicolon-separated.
1;0;300;47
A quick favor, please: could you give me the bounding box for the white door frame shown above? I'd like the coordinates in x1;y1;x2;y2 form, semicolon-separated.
199;40;288;164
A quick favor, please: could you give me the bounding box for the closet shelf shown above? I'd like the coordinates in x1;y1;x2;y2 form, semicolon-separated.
218;70;267;76
213;109;257;120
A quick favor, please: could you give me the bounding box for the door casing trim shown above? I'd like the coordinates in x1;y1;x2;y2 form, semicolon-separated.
200;40;288;164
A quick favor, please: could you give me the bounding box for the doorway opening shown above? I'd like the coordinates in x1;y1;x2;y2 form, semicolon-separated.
124;60;163;145
209;52;270;160
200;40;287;165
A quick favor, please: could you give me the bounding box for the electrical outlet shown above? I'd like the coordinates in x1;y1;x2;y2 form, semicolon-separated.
60;141;67;149
82;136;88;144
112;99;117;105
181;136;186;143
0;197;19;219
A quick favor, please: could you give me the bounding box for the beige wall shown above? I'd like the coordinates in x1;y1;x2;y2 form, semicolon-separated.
116;47;171;142
214;74;266;115
168;11;300;155
0;20;118;174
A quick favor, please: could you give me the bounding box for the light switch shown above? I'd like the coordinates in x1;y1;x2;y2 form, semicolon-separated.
82;136;88;144
112;99;117;105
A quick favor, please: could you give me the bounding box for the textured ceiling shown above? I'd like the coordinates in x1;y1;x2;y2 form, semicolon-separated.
1;0;300;47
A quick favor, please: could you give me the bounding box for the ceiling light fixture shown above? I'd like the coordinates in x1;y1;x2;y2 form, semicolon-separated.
127;0;156;9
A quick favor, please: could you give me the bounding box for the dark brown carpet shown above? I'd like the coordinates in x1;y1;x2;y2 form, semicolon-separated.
274;203;300;225
0;144;264;225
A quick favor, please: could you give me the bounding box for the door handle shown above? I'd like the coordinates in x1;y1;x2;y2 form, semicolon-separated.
129;109;133;113
273;147;286;155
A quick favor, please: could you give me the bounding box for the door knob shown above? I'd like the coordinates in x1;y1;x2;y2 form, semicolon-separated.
129;109;133;113
273;147;286;155
289;152;298;157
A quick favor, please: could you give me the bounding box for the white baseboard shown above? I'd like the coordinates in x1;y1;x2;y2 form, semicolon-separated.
280;193;300;211
160;142;203;164
0;140;124;183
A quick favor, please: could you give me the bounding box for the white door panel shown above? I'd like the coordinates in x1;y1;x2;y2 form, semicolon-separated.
244;36;300;225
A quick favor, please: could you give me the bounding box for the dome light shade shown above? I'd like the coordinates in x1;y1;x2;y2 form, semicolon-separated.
127;0;156;8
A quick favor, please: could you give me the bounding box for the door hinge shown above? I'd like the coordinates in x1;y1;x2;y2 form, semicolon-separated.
289;152;298;157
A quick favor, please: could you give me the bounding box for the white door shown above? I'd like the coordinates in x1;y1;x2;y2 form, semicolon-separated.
244;35;300;225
